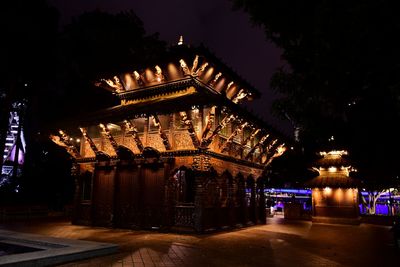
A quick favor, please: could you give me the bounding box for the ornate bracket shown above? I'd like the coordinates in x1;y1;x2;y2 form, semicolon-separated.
123;120;144;152
221;122;248;153
99;123;119;154
200;106;216;146
50;130;81;159
79;127;110;160
152;115;172;150
202;113;236;148
245;134;269;161
179;111;200;148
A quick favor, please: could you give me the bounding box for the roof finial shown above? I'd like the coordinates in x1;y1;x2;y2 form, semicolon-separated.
178;35;184;45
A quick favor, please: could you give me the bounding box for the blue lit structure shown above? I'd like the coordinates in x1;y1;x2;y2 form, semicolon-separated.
0;100;26;185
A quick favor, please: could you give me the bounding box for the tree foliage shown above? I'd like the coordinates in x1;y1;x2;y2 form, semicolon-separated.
233;0;400;184
1;3;166;206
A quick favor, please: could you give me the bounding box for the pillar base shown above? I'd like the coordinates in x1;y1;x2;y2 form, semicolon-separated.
312;216;361;225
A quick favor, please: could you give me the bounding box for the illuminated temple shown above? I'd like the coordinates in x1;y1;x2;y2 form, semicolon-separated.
52;39;288;232
307;150;360;224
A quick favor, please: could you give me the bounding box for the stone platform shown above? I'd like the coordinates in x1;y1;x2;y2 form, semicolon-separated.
0;230;117;266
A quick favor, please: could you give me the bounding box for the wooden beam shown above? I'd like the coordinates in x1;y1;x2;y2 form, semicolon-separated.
79;127;110;160
256;138;277;164
202;113;236;148
123;120;144;152
264;143;286;166
201;106;216;145
152;115;172;150
245;134;269;161
221;122;248;153
49;130;81;159
179;111;200;148
99;123;119;154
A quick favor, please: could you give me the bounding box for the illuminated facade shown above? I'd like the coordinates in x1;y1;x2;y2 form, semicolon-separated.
52;41;288;232
1;100;26;185
307;150;360;224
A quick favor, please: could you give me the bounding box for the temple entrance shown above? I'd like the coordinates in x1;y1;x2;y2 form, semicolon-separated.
170;167;196;228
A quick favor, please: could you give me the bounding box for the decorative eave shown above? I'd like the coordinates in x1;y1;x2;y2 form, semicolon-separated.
116;77;220;102
170;43;261;98
305;175;361;188
76;148;266;170
95;43;260;105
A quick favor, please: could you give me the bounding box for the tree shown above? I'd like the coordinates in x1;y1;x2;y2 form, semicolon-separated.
2;6;167;207
0;0;59;175
233;0;400;184
41;10;167;130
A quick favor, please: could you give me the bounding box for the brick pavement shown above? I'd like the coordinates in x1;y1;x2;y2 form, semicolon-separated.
0;216;398;267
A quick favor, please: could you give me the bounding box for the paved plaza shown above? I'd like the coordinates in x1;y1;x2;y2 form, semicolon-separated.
0;216;398;267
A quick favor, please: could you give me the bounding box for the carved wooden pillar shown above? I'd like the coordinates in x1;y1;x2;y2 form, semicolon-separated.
71;162;81;224
194;172;204;233
257;177;266;224
144;117;149;147
169;114;175;149
236;173;247;225
246;175;256;224
226;172;235;227
163;166;175;229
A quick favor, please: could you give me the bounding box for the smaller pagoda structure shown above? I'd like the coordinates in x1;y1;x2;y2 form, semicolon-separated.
306;150;360;224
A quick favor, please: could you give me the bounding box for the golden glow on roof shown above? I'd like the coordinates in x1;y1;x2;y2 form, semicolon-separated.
328;167;337;172
276;144;286;156
227;81;234;91
155;65;162;75
191;55;199;74
320;150;348;156
179;59;190;75
178;35;184;45
155;65;164;82
211;72;222;84
195;62;208;75
232;89;248;104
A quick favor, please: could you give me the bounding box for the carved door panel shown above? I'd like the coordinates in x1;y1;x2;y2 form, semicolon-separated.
114;166;141;228
92;167;115;227
141;167;165;228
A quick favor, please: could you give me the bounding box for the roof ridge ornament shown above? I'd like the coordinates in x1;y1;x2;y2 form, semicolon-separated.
178;35;184;45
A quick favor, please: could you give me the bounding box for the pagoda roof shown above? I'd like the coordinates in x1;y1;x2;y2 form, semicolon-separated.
313;150;353;168
73;76;289;144
305;174;361;188
95;43;261;104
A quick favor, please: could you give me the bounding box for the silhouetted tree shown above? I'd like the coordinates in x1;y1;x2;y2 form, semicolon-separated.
0;0;59;174
2;5;166;207
233;0;400;185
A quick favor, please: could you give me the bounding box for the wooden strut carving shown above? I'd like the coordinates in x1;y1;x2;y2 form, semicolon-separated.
79;127;110;160
255;138;277;163
152;115;172;150
231;89;248;104
264;143;286;166
179;111;200;148
179;55;208;77
101;76;124;93
245;134;270;161
99;123;119;154
241;128;260;147
100;123;135;159
203;113;236;148
200;106;216;146
50;130;81;159
123;120;144;152
221;122;248;153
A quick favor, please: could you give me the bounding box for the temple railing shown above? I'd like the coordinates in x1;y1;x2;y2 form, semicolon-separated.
174;203;195;227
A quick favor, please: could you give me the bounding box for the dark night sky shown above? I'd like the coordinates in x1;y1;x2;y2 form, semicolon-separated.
48;0;293;136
